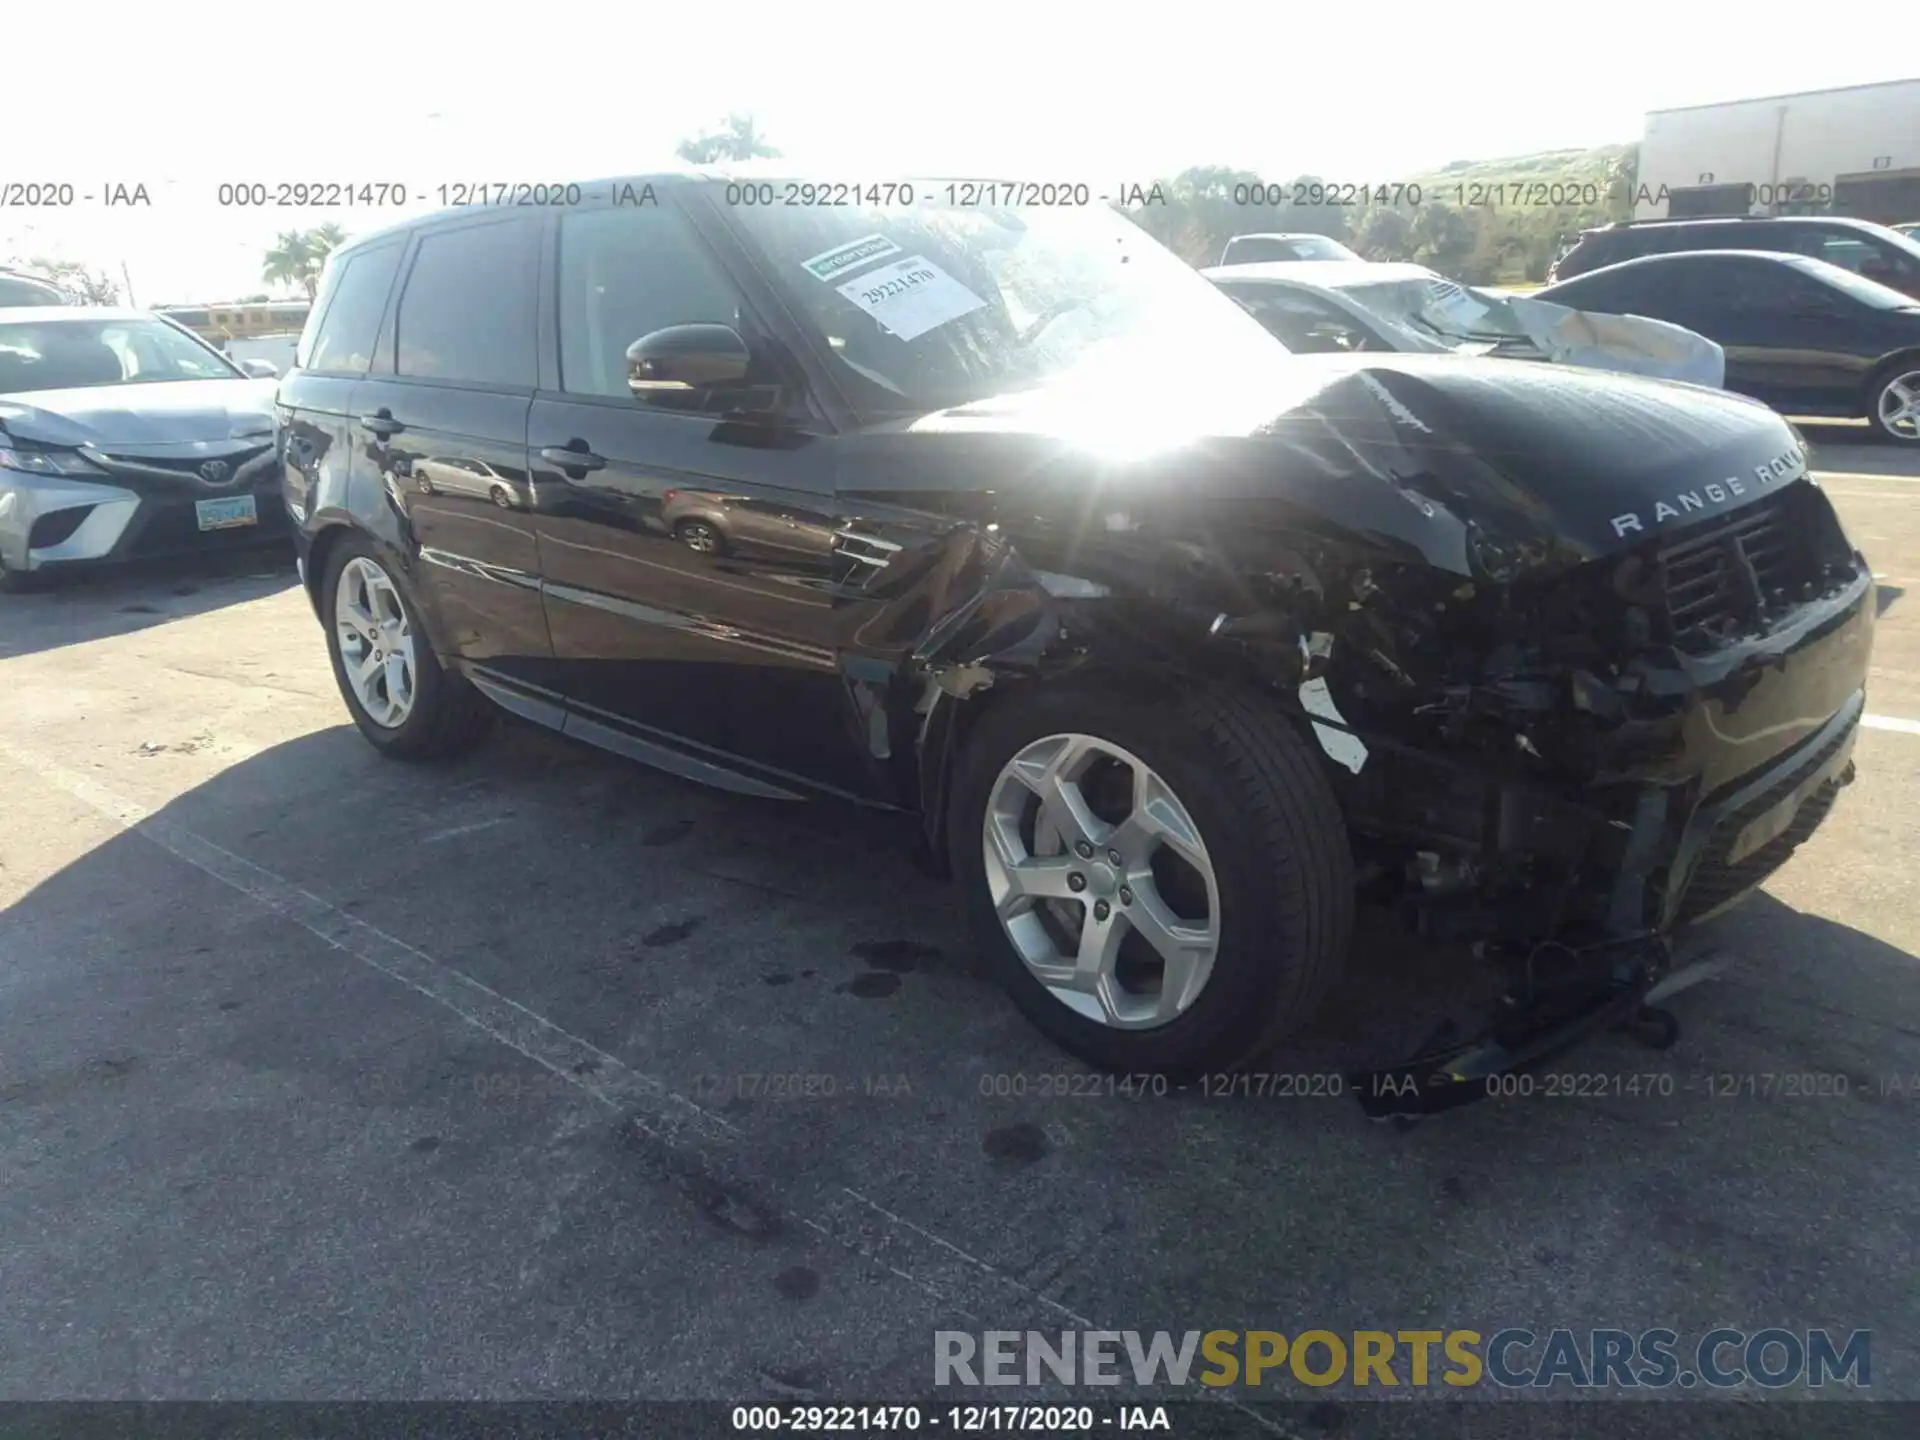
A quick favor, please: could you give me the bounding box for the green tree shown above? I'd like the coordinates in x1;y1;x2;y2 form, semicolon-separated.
262;230;318;299
1351;205;1415;262
1408;204;1482;277
1604;143;1640;224
262;224;349;299
675;114;781;164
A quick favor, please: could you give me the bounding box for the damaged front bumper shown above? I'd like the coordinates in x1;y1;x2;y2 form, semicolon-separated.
1340;595;1870;1118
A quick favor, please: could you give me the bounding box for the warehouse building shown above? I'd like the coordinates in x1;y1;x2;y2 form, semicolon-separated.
1635;78;1920;224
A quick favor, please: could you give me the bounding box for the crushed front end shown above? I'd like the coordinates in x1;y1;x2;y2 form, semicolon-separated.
1308;471;1873;1114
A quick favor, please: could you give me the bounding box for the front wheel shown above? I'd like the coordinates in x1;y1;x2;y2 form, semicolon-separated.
322;535;493;759
1869;362;1920;443
948;683;1353;1077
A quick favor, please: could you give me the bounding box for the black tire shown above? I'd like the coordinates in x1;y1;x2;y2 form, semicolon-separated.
321;533;494;760
948;681;1353;1077
1866;356;1920;444
675;519;725;555
0;558;46;594
490;485;512;509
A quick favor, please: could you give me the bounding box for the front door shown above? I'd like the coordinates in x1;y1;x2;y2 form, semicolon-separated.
530;201;882;801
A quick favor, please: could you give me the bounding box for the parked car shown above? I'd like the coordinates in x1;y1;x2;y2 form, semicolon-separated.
660;486;836;559
1548;215;1920;299
1896;222;1920;240
412;455;528;509
1536;250;1920;441
223;332;300;379
1203;260;1725;386
278;174;1873;1107
0;269;67;307
0;308;291;590
1218;233;1363;266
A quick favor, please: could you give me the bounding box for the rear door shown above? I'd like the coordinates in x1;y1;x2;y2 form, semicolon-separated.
350;213;557;697
277;238;407;579
528;198;881;800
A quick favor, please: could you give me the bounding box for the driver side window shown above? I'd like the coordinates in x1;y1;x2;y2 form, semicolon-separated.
558;207;747;399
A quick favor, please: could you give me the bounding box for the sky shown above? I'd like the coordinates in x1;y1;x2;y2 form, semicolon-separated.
5;2;1915;303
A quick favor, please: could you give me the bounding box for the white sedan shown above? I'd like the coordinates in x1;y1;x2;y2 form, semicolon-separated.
1204;260;1726;388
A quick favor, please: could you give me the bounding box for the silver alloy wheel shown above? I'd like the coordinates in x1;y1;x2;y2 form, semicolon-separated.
334;555;418;729
681;523;718;554
983;732;1221;1029
1878;369;1920;441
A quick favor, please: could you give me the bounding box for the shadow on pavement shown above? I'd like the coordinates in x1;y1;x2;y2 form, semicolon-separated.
0;544;300;661
1;721;1915;1401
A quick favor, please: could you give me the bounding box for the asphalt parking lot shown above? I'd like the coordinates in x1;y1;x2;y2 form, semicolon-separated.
2;423;1917;1430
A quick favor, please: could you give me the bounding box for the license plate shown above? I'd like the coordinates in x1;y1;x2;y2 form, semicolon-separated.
195;494;258;531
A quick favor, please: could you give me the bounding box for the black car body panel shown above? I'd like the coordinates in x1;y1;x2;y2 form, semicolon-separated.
1537;250;1920;423
279;176;1875;1104
1550;215;1920;298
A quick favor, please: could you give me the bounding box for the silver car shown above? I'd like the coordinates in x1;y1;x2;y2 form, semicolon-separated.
0;308;290;590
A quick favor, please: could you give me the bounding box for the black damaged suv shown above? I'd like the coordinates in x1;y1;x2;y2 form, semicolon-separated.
278;172;1875;1106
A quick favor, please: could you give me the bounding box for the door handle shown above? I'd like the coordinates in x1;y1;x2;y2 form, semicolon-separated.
359;411;403;438
538;442;607;472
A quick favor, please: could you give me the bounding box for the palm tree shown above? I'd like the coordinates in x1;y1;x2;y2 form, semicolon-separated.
262;225;350;299
262;230;317;299
311;222;348;261
675;113;781;164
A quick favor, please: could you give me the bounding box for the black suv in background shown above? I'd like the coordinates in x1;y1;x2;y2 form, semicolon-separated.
277;172;1872;1107
1550;215;1920;298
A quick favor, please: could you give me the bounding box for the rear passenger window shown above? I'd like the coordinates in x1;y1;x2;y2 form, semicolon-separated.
395;217;539;389
301;241;402;375
557;207;744;399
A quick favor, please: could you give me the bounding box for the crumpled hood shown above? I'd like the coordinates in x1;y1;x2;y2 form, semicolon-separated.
0;378;276;448
890;351;1807;578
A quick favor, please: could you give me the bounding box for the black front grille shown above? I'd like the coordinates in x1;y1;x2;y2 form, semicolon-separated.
97;444;272;484
1657;494;1818;644
1674;721;1854;925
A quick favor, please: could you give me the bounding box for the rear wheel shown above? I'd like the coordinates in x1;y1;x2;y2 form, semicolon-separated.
1868;361;1920;443
949;683;1353;1076
322;536;492;759
675;519;723;555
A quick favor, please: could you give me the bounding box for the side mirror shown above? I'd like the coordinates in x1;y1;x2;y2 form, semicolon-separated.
240;358;279;379
627;324;751;399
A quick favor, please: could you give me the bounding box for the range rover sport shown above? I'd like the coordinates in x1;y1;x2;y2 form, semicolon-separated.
277;171;1875;1110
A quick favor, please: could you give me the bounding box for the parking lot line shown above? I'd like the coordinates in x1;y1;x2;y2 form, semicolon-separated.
0;732;1294;1432
1864;714;1920;737
0;733;737;1156
1804;476;1920;495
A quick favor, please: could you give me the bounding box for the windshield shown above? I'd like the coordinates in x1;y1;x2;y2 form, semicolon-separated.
1340;276;1523;344
0;275;66;307
724;198;1287;415
1223;235;1358;264
0;317;241;394
1789;255;1919;310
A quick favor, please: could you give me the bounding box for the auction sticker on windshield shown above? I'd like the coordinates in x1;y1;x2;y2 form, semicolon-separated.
801;234;904;282
836;256;986;342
